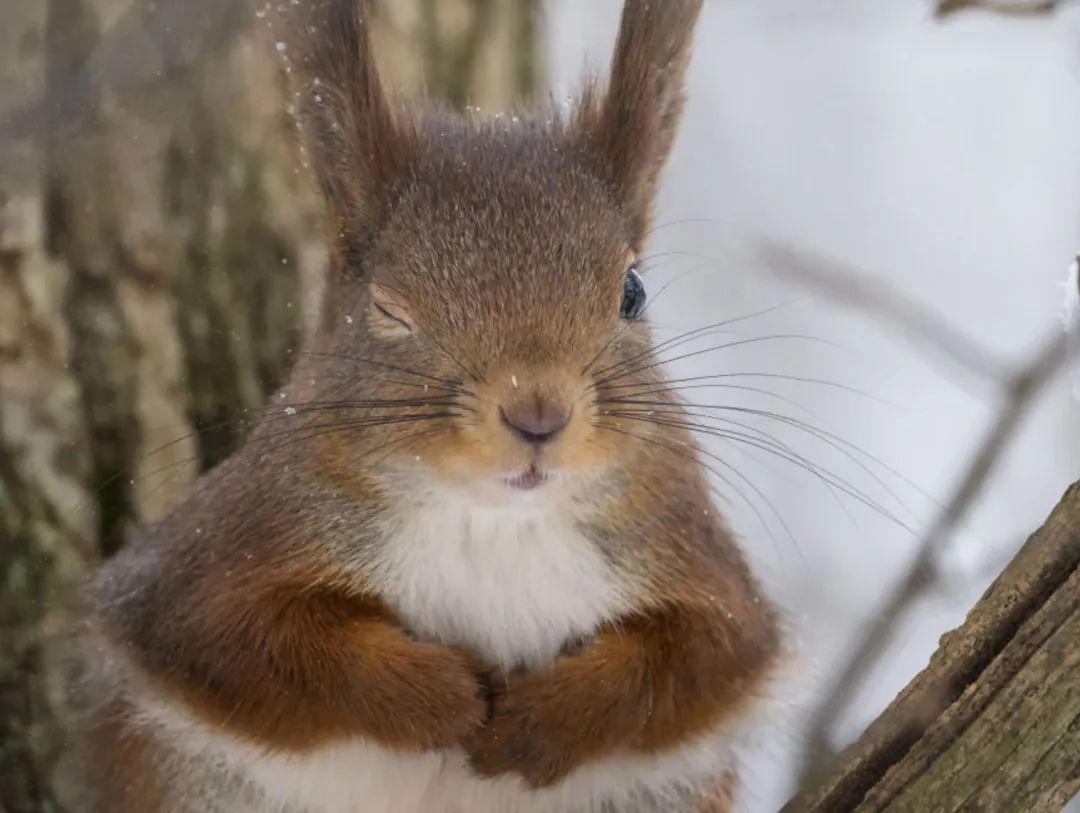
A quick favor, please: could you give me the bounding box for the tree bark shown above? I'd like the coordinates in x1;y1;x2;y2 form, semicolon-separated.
785;481;1080;812
0;1;541;809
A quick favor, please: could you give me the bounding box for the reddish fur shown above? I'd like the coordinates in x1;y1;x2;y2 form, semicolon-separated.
140;586;486;753
468;602;775;787
93;463;486;754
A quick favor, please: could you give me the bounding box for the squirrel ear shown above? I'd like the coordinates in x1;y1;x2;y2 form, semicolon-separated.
279;0;414;258
574;0;705;247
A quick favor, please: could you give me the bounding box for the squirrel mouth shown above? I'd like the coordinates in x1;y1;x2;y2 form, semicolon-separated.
504;465;548;491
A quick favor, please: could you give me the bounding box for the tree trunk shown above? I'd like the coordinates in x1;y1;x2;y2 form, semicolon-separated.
785;481;1080;812
0;1;541;809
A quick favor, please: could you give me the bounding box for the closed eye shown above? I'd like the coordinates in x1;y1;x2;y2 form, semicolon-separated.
369;282;416;336
374;300;412;331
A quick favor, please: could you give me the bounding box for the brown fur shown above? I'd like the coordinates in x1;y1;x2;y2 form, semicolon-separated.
82;0;780;809
575;0;706;246
285;0;416;263
93;454;486;754
469;602;774;788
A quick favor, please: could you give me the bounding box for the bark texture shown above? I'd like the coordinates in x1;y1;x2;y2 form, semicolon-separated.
785;481;1080;812
0;1;540;809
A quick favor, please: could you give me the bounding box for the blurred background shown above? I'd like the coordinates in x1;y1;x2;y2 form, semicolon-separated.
1;0;1078;810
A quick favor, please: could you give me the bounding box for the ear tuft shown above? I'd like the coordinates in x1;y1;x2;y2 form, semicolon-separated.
574;0;705;246
275;0;415;259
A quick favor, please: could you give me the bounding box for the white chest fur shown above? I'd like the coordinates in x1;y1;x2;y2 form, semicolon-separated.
371;490;630;669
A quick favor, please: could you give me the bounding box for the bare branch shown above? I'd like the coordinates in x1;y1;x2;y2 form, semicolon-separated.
935;0;1060;17
744;238;1011;390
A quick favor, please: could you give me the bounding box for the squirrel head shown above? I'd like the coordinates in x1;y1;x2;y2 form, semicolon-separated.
278;0;704;505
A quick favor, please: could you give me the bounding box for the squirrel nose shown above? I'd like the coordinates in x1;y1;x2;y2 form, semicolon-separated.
500;399;571;446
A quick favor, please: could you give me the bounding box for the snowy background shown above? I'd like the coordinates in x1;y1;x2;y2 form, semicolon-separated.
547;0;1080;807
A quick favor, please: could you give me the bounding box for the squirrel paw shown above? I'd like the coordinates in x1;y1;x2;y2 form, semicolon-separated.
366;642;487;751
464;676;582;789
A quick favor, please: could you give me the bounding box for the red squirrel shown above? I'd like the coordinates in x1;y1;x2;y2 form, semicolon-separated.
80;1;781;810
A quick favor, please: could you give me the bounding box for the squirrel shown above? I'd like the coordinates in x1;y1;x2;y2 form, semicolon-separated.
79;1;782;811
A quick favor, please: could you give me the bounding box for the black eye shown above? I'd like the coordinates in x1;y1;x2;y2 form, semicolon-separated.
620;265;646;320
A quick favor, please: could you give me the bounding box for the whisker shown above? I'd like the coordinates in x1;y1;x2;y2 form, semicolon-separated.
644;218;722;238
94;365;470;497
601;405;869;532
608;400;935;509
608;402;918;522
298;350;475;394
137;413;459;496
252;411;461;439
591;421;794;548
174;419;456;511
598;382;814;416
365;426;451;468
602;371;892;406
419;326;487;386
87;335;471;514
294;370;468;396
594;334;839;388
124;400;466;485
601;411;913;532
589;300;801;381
593;423;791;550
581;274;688;376
277;398;471;414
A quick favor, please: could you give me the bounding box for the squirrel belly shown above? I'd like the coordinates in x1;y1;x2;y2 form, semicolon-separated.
84;474;767;813
111;692;751;813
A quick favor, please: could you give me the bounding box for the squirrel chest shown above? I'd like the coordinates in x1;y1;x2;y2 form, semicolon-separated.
371;493;632;670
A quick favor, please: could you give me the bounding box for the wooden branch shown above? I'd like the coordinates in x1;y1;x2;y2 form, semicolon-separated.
795;329;1072;785
784;480;1080;811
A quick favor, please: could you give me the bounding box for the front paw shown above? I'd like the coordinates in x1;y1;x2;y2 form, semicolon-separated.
365;642;487;751
465;678;580;788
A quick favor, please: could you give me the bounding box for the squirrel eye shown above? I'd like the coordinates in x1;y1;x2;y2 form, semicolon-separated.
620;265;646;321
369;282;415;336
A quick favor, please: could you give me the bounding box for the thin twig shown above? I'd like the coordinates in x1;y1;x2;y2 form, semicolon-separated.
796;327;1074;790
935;0;1060;18
744;238;1011;390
